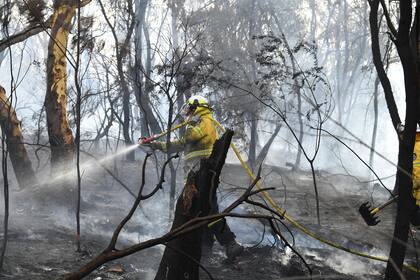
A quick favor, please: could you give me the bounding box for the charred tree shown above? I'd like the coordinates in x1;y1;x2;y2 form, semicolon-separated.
255;123;281;168
385;1;420;278
248;112;258;171
154;129;234;280
290;57;303;171
369;76;379;168
368;0;420;278
45;0;80;170
169;0;186;135
368;0;401;132
133;0;161;137
0;86;38;189
246;0;259;172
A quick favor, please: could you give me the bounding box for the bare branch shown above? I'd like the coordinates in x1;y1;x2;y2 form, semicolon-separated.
0;20;50;53
379;0;397;39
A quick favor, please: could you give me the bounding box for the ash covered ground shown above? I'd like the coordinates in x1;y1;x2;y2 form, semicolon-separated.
0;151;418;280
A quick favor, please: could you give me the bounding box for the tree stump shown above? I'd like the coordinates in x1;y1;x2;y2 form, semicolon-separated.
154;129;234;280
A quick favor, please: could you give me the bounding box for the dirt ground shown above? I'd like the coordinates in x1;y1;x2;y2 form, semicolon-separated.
0;156;418;280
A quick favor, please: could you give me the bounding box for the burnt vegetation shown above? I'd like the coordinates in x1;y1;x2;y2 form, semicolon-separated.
0;0;419;279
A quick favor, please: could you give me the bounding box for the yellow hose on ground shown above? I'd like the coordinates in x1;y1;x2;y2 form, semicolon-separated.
211;119;419;273
155;116;418;272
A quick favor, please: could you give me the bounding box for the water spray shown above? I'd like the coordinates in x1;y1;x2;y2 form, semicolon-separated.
37;144;140;187
38;117;192;189
34;118;190;192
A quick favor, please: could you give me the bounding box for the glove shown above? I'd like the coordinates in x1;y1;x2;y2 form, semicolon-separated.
138;136;156;145
139;140;163;151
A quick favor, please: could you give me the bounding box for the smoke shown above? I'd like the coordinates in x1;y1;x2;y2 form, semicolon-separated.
0;139;397;280
314;249;385;277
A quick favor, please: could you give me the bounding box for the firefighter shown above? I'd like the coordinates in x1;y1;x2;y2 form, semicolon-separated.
140;95;244;258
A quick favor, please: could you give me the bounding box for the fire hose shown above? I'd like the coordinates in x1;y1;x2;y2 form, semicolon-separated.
139;120;191;145
210;118;419;273
141;118;419;273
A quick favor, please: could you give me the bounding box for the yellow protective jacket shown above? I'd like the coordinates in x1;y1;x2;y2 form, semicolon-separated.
155;107;218;161
413;133;420;205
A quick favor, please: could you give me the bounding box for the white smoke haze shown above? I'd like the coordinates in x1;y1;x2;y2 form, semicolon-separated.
0;138;403;279
307;248;385;277
0;0;416;279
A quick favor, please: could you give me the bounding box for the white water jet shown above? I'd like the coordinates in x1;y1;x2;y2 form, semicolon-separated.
36;144;139;187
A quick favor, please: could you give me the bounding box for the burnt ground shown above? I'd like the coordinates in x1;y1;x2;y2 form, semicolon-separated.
0;156;419;280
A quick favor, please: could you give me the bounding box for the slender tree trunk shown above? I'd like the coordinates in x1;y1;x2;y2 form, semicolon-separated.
334;0;343;123
0;120;9;271
134;0;147;136
134;0;161;137
247;0;258;172
45;0;76;170
293;88;304;170
142;23;161;134
255;124;281;168
119;15;134;157
120;71;133;160
291;58;303;170
74;0;82;252
166;0;183;219
166;101;177;220
368;0;401;131
369;76;380;168
0;86;38;189
248;112;258;171
385;1;420;278
170;1;186;136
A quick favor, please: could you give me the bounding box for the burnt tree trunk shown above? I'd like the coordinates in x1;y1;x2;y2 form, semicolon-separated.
166;101;177;220
290;57;303;170
248;112;258;171
368;0;401;131
384;0;420;278
154;129;234;280
45;0;77;170
142;20;162;134
133;0;161;136
0;86;38;189
369;76;379;168
255;123;281;168
116;14;135;161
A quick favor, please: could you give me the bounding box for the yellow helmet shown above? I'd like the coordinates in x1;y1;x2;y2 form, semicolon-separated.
186;95;209;107
181;95;210;117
